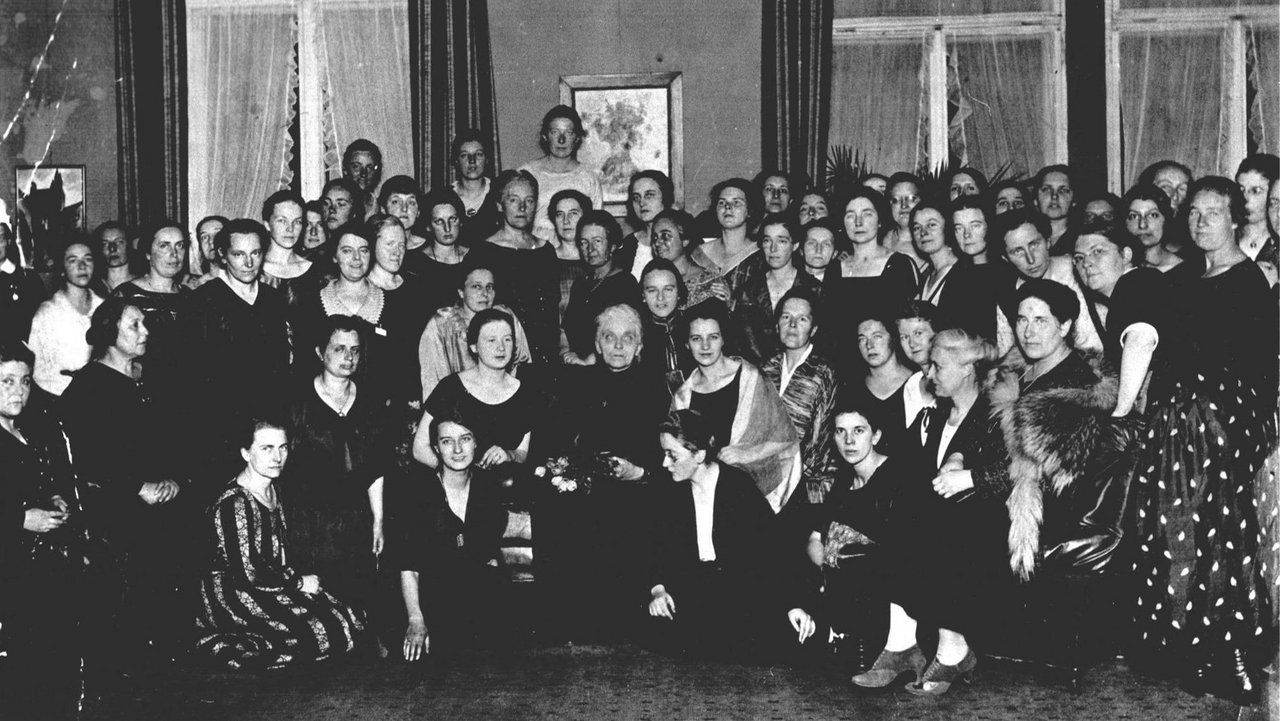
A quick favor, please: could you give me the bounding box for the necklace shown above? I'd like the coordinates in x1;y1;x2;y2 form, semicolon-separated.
315;377;353;416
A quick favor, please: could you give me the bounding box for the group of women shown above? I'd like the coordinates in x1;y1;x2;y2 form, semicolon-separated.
1;100;1278;715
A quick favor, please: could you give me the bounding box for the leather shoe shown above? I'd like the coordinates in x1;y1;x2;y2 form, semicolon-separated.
851;645;926;688
906;649;978;696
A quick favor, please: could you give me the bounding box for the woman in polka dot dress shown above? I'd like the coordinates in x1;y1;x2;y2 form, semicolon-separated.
1127;177;1278;705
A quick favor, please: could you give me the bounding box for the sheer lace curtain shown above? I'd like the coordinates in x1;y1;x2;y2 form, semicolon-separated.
829;38;927;176
1120;32;1224;185
187;2;297;227
949;35;1048;177
317;0;413;185
1248;26;1278;156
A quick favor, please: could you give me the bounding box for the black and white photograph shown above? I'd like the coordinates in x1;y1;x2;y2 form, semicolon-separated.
0;1;1277;720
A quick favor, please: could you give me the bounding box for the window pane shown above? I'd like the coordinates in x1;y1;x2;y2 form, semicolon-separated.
1249;26;1279;156
1120;32;1224;185
830;38;928;176
950;35;1048;178
835;0;1052;17
317;2;414;183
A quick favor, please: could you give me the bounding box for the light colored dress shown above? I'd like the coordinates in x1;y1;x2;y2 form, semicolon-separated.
27;291;103;396
518;161;604;243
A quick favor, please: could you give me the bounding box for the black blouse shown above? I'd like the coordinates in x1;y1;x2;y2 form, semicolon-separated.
689;366;741;449
424;373;534;455
562;270;642;359
464;241;560;363
389;468;507;575
1083;266;1169;372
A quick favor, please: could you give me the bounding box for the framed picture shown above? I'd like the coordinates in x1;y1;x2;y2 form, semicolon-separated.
14;164;86;272
559;72;683;215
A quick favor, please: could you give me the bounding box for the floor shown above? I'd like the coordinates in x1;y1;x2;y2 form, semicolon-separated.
82;643;1275;721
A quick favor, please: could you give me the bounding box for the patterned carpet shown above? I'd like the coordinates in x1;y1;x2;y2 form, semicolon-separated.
83;642;1275;721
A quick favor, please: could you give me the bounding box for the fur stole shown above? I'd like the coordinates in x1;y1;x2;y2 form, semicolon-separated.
989;352;1135;581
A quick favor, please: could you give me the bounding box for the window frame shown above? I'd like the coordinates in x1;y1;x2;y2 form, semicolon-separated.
831;2;1068;175
1104;0;1279;192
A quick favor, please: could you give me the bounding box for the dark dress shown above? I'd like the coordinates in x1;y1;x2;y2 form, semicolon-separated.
646;463;778;654
113;281;188;415
689;366;741;448
1128;261;1278;701
60;362;196;664
183;279;292;479
388;469;507;649
1082;266;1169;372
562;270;642;359
841;375;910;457
822;253;918;367
540;363;671;638
402;251;467;317
0;265;47;344
465;241;560;363
423;373;536;458
379;276;436;405
924;260;1002;341
0;413;83;714
194;485;362;670
281;381;392;610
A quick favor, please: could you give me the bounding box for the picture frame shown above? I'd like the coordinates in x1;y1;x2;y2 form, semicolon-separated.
14;164;86;272
559;72;684;216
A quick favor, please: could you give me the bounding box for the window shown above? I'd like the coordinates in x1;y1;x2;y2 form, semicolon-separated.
186;0;411;229
830;1;1067;177
1105;0;1279;190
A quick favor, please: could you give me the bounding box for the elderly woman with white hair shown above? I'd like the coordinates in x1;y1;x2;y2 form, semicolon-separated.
543;303;671;640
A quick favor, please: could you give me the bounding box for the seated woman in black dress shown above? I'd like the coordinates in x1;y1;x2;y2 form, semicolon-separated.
853;326;1002;695
0;341;84;715
281;315;392;641
195;418;363;670
646;409;777;657
60;297;190;665
559;210;642;365
394;414;507;659
669;300;801;512
413;308;534;472
786;404;925;661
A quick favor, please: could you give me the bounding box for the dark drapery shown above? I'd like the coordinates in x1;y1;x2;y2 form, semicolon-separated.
410;0;502;190
115;0;186;230
762;0;833;188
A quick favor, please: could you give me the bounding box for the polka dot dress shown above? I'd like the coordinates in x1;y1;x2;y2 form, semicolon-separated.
1127;264;1278;702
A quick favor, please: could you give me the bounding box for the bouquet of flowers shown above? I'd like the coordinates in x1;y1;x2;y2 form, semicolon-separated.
533;452;617;495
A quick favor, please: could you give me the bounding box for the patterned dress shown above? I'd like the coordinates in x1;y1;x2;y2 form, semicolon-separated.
1128;261;1278;702
195;485;363;670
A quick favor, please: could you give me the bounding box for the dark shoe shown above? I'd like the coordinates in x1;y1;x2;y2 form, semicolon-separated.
905;649;978;696
851;645;926;688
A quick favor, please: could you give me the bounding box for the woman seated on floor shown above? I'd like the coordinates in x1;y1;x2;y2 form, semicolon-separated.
668;300;802;512
646;409;778;658
785;404;924;666
195;418;363;670
395;414;508;660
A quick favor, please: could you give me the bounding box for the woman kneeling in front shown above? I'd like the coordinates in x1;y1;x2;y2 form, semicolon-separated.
647;409;777;658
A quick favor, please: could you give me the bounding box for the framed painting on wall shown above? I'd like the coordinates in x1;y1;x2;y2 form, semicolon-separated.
14;164;86;272
559;72;683;216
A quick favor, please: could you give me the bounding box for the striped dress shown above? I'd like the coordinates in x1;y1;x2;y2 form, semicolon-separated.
195;484;363;670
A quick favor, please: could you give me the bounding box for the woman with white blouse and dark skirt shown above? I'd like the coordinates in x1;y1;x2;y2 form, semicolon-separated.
646;409;777;658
